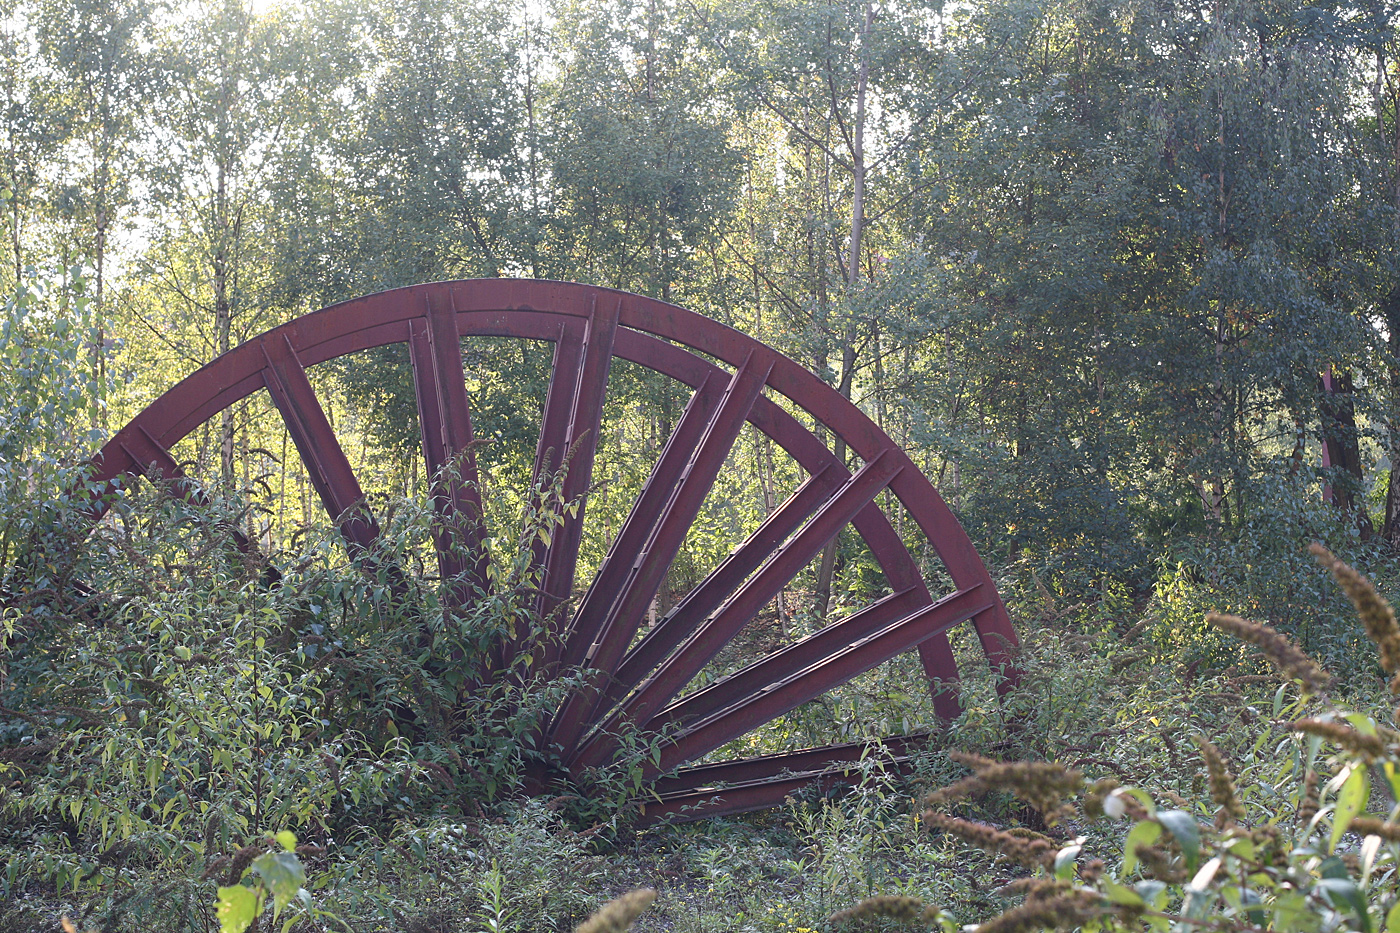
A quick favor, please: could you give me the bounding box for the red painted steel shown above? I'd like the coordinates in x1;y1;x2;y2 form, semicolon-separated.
652;733;928;795
593;449;906;748
539;298;620;620
408;291;488;600
548;349;776;755
650;587;989;738
644;734;929;823
83;279;1018;821
608;464;845;705
259;332;380;554
559;371;726;673
569;584;928;773
652;593;996;776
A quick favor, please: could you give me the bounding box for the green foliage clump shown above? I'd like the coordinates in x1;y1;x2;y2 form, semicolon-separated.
0;265;111;577
898;549;1400;933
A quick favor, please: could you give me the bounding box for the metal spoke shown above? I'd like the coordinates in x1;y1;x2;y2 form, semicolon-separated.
642;734;928;822
575;587;987;774
654;586;988;733
260;333;379;555
408;290;488;602
651;591;989;777
586;449;905;754
549;349;775;756
537;298;620;618
610;464;845;706
559;370;727;673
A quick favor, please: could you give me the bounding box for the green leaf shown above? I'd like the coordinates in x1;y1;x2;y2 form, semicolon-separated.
1134;880;1168;910
1306;733;1324;770
1123;819;1162;874
275;830;297;853
1274;891;1321;933
1318;878;1371;933
1156;810;1201;870
1331;765;1369;853
1382;762;1400;804
1102;879;1145;907
1385;900;1400;933
1223;835;1256;860
251;851;305;918
216;885;260;933
1319;855;1349;880
1054;845;1081;880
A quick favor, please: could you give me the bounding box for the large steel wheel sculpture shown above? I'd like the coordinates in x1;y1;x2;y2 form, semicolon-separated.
87;280;1018;821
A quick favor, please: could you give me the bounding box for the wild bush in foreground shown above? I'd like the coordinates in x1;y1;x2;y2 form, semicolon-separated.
830;544;1400;933
0;452;641;931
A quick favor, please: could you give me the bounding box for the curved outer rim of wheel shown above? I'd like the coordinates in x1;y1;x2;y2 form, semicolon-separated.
85;279;1020;823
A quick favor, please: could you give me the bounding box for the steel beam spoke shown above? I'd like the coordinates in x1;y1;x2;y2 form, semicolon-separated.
408;291;488;603
641;770;837;824
653;590;986;775
651;733;928;795
576;450;903;767
559;370;727;672
538;298;620;618
549;350;775;756
654;586;987;734
260;333;380;555
610;464;845;705
532;320;583;491
917;630;962;719
641;734;927;823
571;585;925;772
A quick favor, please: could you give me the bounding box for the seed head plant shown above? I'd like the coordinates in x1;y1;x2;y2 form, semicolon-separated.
882;546;1400;933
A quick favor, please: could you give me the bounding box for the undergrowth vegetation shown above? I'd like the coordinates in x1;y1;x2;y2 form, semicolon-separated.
7;485;1400;933
8;274;1400;933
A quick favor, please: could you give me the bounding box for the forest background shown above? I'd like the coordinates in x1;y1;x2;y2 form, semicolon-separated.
3;0;1400;930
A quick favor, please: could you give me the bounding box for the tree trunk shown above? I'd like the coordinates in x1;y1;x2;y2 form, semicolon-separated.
1320;368;1373;539
215;159;234;490
813;2;872;621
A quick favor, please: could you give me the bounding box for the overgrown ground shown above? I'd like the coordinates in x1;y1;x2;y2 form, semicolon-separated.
5;476;1398;933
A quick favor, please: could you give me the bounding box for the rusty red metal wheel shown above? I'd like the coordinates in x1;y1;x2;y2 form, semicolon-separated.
86;280;1018;821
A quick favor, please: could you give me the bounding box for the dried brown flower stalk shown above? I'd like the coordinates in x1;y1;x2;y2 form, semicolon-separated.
828;895;931;926
977;888;1117;933
1348;817;1400;842
1134;844;1188;884
225;845;262;885
926;751;1083;824
1311;543;1400;692
1292;719;1390;761
995;878;1062;899
574;889;657;933
1193;736;1243;826
921;812;1056;870
1206;613;1330;692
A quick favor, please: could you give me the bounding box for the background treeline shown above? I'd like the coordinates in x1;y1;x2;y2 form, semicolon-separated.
4;1;1400;931
5;0;1399;619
